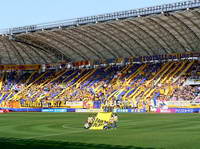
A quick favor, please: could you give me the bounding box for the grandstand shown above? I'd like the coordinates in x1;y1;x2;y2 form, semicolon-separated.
0;0;200;113
1;1;200;149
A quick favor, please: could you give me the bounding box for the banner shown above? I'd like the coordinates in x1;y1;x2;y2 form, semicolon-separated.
173;108;194;113
42;109;67;112
2;101;21;108
139;52;196;62
45;62;71;70
0;64;41;71
73;61;90;67
0;108;77;112
113;109;146;113
90;112;112;130
156;108;200;113
75;109;103;113
166;101;191;107
65;101;83;108
184;78;200;85
166;101;200;108
83;101;93;109
156;108;175;113
41;108;76;112
0;110;5;113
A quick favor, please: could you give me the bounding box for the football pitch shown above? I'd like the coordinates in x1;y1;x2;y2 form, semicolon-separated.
0;113;200;149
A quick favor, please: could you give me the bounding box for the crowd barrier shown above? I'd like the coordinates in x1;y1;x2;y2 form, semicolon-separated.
156;108;200;113
0;107;42;112
1;107;200;113
0;64;41;71
42;108;76;112
0;108;146;113
0;110;5;113
75;109;103;112
113;109;146;113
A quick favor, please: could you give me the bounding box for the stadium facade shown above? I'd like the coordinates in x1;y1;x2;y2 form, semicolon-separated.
0;0;200;113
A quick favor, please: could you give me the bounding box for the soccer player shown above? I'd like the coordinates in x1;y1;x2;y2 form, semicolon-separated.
113;113;118;128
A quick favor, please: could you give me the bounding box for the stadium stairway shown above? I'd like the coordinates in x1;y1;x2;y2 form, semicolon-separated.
127;63;162;99
140;61;193;106
9;71;49;101
173;60;194;83
104;65;111;71
139;62;179;101
126;64;146;83
140;62;176;101
35;69;70;102
0;93;8;104
159;62;182;84
25;71;37;85
80;66;109;88
0;72;5;90
47;70;79;100
145;62;170;86
106;64;141;100
129;62;174;108
39;69;67;88
23;71;57;100
78;65;121;100
107;69;122;85
55;69;89;99
4;72;34;101
75;68;97;88
110;64;146;101
153;62;175;85
61;70;79;84
68;67;112;100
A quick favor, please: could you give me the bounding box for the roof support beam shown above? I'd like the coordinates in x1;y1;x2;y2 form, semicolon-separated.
107;22;153;56
83;26;138;57
169;13;198;51
24;44;49;64
14;36;58;63
121;20;158;55
129;19;174;54
27;33;72;61
48;31;89;60
187;10;200;50
161;14;193;51
89;25;139;57
151;16;191;52
0;38;14;64
6;40;26;64
38;31;88;61
14;42;37;64
55;29;105;60
105;23;148;56
71;27;119;59
0;41;10;64
145;18;181;53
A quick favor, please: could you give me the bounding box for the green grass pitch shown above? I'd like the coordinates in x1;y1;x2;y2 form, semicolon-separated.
0;112;200;149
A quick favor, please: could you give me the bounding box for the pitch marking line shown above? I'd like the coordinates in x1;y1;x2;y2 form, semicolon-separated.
26;124;88;139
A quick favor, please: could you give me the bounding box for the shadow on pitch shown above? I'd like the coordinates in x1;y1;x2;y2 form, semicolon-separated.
0;137;158;149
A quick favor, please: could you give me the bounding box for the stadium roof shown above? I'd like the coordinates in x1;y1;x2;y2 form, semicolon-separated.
0;0;200;65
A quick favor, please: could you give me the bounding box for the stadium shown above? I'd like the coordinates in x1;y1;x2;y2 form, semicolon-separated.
0;0;200;148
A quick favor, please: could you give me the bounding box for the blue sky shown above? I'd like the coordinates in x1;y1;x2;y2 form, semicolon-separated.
0;0;182;29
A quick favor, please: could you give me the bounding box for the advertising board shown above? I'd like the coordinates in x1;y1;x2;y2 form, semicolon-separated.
75;109;103;113
113;109;146;113
42;109;67;112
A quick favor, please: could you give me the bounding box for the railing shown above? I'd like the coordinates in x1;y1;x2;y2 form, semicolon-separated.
0;0;200;35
